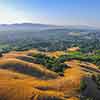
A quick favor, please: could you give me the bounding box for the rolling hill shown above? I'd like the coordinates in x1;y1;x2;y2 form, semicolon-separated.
0;48;99;100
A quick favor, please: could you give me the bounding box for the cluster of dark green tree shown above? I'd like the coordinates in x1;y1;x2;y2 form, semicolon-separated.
29;51;100;75
57;51;100;66
30;53;68;75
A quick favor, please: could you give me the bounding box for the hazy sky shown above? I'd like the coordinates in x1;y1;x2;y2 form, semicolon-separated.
0;0;100;27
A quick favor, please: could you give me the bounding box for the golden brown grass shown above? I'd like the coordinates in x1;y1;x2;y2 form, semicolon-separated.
46;51;66;58
3;49;40;59
0;58;59;79
0;79;67;100
67;47;80;52
0;49;98;100
67;97;80;100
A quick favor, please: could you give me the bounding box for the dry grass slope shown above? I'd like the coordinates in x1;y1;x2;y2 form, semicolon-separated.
0;49;99;100
0;80;67;100
0;58;59;79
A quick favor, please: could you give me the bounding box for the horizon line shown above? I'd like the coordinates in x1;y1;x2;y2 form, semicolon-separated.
0;22;99;29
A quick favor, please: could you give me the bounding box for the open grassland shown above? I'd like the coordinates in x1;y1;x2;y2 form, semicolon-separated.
0;49;99;100
0;58;58;79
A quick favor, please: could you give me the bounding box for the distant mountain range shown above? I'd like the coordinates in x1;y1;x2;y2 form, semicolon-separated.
0;23;99;31
0;23;61;31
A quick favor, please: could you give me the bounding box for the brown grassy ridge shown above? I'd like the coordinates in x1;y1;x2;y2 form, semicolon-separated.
0;58;84;94
0;69;35;80
0;80;66;100
2;49;40;59
0;68;66;100
0;68;81;100
46;51;66;58
3;52;85;94
0;49;93;100
0;67;80;100
0;58;59;79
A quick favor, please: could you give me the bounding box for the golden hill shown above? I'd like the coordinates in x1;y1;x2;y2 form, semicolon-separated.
0;80;66;100
0;49;99;100
0;58;59;79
